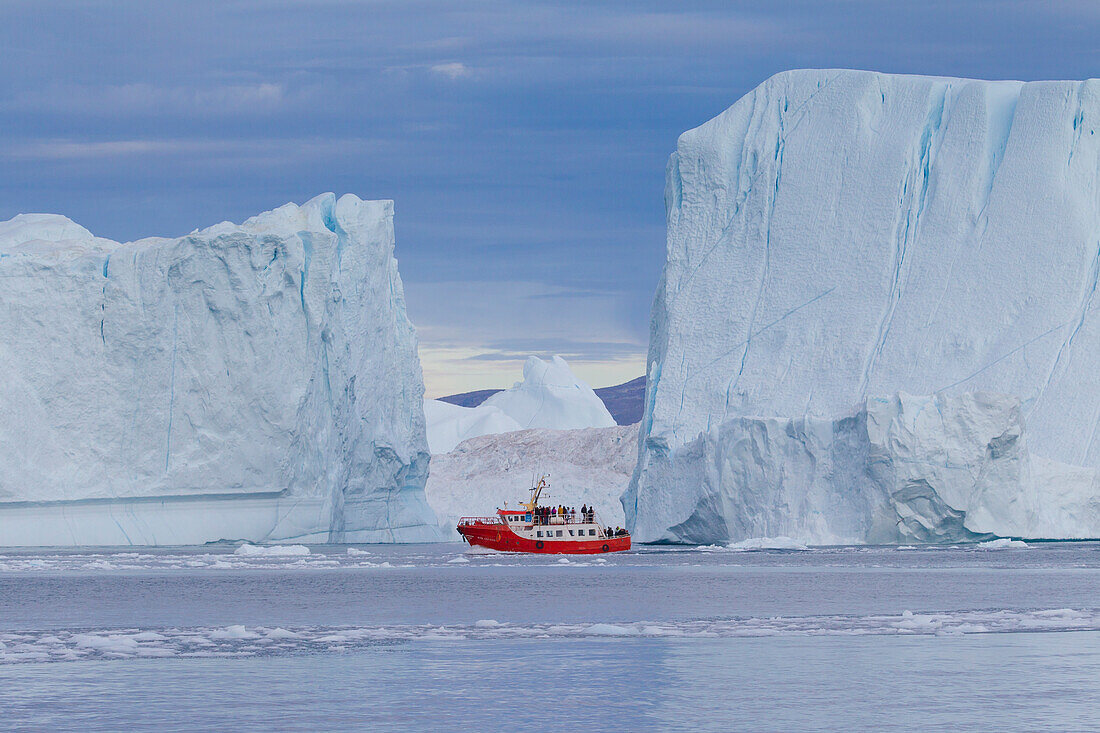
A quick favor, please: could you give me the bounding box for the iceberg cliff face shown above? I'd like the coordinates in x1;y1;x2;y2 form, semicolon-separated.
0;193;438;545
628;392;1067;544
629;70;1100;543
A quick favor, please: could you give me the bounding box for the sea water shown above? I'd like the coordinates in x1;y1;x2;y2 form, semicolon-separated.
3;542;1100;730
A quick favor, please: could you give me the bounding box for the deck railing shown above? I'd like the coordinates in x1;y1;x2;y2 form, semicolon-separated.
457;512;631;537
457;516;503;526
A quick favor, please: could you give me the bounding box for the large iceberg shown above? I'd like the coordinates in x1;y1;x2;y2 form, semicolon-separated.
628;70;1100;544
0;193;438;545
423;355;615;453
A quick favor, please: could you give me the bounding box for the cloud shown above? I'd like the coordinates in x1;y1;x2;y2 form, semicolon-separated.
418;344;644;398
405;279;646;395
0;136;389;162
465;338;644;362
429;62;471;79
4;83;287;116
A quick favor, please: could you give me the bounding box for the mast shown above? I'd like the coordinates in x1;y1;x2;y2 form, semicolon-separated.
522;474;549;512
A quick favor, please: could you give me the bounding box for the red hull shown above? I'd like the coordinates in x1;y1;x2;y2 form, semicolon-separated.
457;521;631;554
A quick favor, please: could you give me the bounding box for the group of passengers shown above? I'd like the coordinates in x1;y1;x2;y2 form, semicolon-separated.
529;504;629;537
533;504;596;525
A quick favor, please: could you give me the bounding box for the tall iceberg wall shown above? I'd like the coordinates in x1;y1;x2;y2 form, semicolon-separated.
0;193;438;545
627;70;1100;543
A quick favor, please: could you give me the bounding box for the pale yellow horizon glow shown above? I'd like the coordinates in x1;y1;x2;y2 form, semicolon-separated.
419;345;646;399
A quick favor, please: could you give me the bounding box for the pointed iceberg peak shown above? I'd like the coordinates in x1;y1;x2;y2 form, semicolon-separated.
518;355;589;390
424;355;616;454
486;355;615;431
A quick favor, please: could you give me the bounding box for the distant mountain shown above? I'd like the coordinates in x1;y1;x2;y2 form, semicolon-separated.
438;375;646;426
436;388;502;409
594;376;646;425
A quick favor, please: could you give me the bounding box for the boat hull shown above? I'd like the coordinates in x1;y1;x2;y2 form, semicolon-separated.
457;521;631;554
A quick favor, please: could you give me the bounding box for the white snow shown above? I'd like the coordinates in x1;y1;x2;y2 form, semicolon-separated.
425;424;636;537
234;544;310;557
0;193;438;545
629;69;1100;545
424;355;614;453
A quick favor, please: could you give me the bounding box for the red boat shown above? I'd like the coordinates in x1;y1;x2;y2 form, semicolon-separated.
457;476;631;554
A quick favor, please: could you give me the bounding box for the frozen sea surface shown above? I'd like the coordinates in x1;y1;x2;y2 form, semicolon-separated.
3;542;1100;730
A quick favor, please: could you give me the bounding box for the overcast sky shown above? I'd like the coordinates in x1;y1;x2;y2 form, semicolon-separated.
2;1;1096;395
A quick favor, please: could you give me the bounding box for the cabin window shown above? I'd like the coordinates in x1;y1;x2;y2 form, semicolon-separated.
556;530;563;537
537;531;543;538
589;529;596;536
568;530;574;536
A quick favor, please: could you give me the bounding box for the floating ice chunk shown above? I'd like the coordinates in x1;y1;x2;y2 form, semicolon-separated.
584;623;640;636
446;556;469;564
264;628;300;640
976;539;1029;550
474;619;502;628
234;544;310;557
728;537;810;552
208;625;260;640
894;611;943;632
72;634;141;653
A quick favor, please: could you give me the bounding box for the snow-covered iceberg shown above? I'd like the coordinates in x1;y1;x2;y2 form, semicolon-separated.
0;193;438;545
423;355;614;453
628;69;1100;544
426;424;636;538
